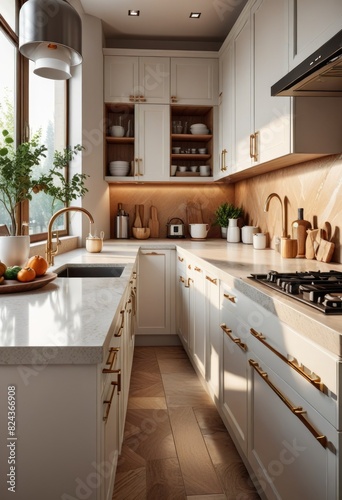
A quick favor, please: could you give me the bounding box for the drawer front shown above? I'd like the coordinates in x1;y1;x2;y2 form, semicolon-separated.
220;282;340;429
248;351;338;500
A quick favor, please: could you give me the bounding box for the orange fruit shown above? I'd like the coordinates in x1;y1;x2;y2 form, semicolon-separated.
17;267;36;282
27;255;49;276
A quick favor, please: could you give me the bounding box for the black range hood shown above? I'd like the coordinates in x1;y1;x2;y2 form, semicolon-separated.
271;29;342;96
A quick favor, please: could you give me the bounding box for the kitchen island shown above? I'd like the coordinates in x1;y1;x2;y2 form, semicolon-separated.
0;239;341;500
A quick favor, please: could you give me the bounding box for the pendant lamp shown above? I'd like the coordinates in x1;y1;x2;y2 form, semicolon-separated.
19;0;82;80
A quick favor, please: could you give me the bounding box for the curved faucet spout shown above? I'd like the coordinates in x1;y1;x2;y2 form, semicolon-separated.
46;207;94;266
264;193;287;238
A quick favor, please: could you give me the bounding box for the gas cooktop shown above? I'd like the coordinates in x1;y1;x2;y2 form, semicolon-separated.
248;270;342;315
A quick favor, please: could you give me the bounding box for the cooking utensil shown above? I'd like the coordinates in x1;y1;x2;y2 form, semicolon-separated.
148;206;160;238
305;228;319;259
139;205;145;227
316;223;335;263
133;205;142;228
132;227;150;239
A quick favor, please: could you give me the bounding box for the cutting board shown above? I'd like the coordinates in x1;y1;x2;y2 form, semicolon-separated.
305;229;319;259
148;206;159;238
315;223;335;263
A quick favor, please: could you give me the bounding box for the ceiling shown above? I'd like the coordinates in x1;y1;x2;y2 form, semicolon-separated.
79;0;248;49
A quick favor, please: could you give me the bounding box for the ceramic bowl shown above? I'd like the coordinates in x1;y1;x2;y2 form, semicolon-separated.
178;166;187;172
110;126;125;137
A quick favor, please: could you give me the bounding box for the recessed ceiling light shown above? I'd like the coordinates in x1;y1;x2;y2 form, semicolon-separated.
190;12;201;19
128;10;140;16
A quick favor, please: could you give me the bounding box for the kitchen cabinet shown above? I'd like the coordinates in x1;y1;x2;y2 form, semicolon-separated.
170;105;216;180
219;282;249;456
216;41;234;180
204;270;221;403
104;55;170;104
218;0;342;181
0;272;135;500
176;253;191;349
136;249;176;336
188;260;206;378
289;0;342;70
104;103;170;182
170;57;219;105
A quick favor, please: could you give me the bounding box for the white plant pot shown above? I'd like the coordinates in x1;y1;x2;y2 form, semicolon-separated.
0;236;30;267
220;227;228;238
227;219;240;243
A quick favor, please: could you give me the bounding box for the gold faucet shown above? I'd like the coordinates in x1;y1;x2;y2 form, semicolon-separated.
264;193;287;238
46;207;94;266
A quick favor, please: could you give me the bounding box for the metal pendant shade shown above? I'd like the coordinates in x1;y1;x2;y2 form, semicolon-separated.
19;0;82;80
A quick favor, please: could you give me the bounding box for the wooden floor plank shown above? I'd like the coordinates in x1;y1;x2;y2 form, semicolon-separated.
168;406;223;496
146;457;186;499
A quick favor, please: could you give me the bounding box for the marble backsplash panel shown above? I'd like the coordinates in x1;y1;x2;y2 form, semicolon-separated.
109;154;342;263
235;154;342;263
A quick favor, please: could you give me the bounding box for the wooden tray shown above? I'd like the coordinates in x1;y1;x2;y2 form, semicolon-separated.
0;272;57;294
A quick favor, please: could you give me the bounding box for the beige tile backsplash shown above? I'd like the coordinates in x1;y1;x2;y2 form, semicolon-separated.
109;154;342;263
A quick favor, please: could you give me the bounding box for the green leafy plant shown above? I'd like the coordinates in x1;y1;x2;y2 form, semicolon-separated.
213;202;243;227
0;129;88;236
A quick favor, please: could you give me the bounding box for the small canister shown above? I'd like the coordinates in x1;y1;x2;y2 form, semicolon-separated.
241;226;259;244
253;233;266;249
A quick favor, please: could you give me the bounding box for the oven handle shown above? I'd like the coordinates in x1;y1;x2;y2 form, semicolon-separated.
249;328;325;393
249;359;328;449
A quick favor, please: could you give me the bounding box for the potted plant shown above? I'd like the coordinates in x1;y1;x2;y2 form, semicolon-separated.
0;129;88;265
214;202;243;238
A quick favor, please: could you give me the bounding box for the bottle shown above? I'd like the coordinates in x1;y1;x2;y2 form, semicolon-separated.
115;203;129;239
291;208;311;258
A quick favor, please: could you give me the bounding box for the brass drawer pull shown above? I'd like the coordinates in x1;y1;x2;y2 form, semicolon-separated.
102;347;119;373
103;373;121;422
223;293;236;304
178;256;184;262
114;310;125;337
194;266;202;273
249;360;327;449
249;328;324;393
206;275;217;285
220;323;247;352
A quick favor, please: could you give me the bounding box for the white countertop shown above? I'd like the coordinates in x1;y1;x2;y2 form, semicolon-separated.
0;239;341;364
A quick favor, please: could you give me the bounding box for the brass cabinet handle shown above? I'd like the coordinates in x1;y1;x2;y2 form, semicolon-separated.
248;360;327;449
223;292;236;304
139;95;146;102
221;148;227;171
194;266;202;273
114;309;125;337
103;373;121;422
206;275;217;285
171;95;178;103
178;256;184;262
102;347;119;373
254;130;259;162
221;323;247;352
129;95;135;102
249;328;324;392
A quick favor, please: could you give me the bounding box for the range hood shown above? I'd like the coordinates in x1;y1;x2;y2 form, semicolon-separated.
271;29;342;96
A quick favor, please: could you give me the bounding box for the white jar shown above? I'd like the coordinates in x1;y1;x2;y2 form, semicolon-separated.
253;233;266;249
227;219;240;243
241;226;259;244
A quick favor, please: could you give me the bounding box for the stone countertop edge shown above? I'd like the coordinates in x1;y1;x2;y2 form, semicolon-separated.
0;239;341;365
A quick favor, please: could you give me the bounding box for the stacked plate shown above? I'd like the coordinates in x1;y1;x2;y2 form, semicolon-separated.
109;160;130;176
190;123;209;135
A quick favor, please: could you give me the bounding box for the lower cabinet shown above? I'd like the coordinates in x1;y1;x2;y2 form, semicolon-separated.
175;253;341;499
136;248;176;336
0;274;135;500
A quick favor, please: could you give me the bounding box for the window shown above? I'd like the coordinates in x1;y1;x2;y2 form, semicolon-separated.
0;0;68;240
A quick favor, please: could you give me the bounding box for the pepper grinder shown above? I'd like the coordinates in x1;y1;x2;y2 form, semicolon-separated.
115;203;129;239
291;208;311;258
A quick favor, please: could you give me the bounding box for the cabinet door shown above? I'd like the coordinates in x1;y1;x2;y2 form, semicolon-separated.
139;57;170;103
248;352;338;500
134;104;170;181
216;42;234;180
170;58;219;105
205;272;221;402
233;13;253;172
176;255;190;349
136;249;175;335
220;284;249;455
189;263;206;377
253;0;291;164
289;0;342;69
104;56;139;102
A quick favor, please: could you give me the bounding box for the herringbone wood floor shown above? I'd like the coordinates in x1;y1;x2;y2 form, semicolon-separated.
113;346;260;500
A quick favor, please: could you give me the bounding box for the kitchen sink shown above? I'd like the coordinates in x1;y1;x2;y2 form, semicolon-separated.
56;265;125;278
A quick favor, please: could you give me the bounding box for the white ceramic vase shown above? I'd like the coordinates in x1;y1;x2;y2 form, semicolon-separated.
0;235;30;266
227;219;240;243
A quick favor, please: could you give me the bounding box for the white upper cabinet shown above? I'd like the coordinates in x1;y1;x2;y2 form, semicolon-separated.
170;58;219;105
104;56;170;103
289;0;342;69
